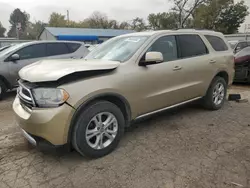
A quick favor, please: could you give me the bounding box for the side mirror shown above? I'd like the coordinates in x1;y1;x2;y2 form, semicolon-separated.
139;52;164;66
10;54;20;61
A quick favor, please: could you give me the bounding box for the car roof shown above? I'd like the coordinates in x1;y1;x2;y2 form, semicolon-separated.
120;29;224;38
22;40;85;46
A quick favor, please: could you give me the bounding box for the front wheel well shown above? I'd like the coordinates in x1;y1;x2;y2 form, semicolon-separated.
0;75;11;89
215;71;229;85
68;94;131;144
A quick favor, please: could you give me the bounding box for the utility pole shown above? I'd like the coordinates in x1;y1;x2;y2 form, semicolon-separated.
67;10;70;26
16;27;19;40
16;23;21;40
244;23;249;41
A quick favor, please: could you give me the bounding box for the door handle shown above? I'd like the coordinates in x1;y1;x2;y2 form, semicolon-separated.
173;66;182;71
209;60;216;64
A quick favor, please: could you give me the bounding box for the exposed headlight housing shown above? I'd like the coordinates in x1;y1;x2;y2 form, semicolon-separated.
32;88;69;108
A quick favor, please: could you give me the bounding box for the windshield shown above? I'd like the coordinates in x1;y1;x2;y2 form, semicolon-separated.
85;36;149;62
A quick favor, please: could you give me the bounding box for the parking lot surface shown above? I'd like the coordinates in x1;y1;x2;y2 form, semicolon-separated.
0;86;250;188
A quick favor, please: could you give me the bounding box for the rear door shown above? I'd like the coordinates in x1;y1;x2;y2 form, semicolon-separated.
46;43;72;59
7;43;46;85
173;34;213;98
205;35;234;83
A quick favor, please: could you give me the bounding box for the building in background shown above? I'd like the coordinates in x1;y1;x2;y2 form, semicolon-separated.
39;27;135;44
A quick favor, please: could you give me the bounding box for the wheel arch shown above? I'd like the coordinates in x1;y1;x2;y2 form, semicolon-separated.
67;93;132;144
0;75;11;89
215;71;229;85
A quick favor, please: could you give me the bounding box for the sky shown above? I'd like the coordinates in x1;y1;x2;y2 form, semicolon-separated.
0;0;249;32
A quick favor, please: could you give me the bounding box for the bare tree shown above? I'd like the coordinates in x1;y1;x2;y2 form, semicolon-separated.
171;0;207;28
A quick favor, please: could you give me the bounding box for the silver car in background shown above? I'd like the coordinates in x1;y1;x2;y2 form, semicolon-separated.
0;41;89;99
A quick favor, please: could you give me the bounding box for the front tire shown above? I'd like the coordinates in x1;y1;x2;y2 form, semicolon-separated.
202;76;227;110
72;101;125;158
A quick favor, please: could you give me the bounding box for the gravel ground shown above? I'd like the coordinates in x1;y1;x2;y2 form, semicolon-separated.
0;86;250;188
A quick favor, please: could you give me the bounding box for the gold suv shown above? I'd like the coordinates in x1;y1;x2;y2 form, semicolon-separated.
13;30;234;158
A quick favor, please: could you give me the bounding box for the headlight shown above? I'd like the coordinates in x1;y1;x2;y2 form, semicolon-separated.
32;88;69;108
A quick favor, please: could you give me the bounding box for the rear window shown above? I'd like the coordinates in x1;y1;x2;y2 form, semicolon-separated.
205;35;228;51
177;35;208;58
47;43;69;56
66;43;81;53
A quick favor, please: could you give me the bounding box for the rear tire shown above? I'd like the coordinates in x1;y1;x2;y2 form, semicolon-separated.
202;76;227;110
0;80;7;100
72;101;125;158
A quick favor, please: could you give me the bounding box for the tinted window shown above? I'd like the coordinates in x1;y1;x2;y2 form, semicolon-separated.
238;42;248;49
66;43;81;53
47;43;69;56
15;44;46;60
177;35;208;58
205;35;228;51
148;35;178;62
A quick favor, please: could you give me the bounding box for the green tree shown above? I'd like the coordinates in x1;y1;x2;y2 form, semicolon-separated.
130;17;147;31
215;1;249;34
83;11;132;29
193;0;249;33
83;11;109;28
48;12;67;27
0;22;6;37
26;21;47;39
193;0;233;29
171;0;207;28
7;8;30;38
148;12;179;30
119;21;131;29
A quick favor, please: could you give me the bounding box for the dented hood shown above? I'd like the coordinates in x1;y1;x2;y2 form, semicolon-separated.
19;59;120;82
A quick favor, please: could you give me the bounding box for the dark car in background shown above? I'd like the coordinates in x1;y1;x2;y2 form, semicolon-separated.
234;46;250;83
228;40;250;54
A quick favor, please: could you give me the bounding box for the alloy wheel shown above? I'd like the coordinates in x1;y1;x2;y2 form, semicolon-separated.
213;82;225;106
85;112;118;150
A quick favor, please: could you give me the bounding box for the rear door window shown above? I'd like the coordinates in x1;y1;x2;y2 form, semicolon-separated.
46;43;70;56
205;35;228;51
176;35;208;58
66;43;81;53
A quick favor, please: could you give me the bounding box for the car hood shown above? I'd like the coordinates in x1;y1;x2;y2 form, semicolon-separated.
19;59;120;82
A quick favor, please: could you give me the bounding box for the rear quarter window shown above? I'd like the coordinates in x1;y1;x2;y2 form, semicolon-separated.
205;35;228;51
66;43;81;53
46;43;70;56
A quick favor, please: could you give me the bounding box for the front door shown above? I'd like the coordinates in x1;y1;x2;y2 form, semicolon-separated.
131;35;185;115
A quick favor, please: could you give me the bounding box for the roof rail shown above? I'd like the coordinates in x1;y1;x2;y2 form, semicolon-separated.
177;28;216;32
